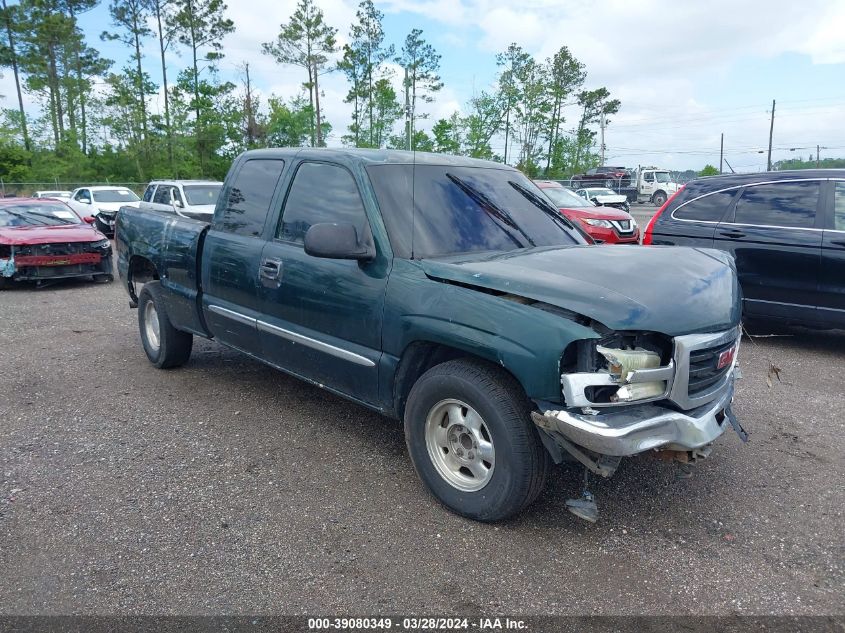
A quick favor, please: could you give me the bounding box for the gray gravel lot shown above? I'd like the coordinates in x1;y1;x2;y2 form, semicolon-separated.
0;263;842;616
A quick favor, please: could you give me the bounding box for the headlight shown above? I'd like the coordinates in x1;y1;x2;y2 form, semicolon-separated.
583;218;613;228
597;346;666;402
91;238;111;248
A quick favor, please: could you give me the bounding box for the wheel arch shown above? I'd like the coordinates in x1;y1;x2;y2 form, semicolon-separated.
127;255;159;306
393;340;527;422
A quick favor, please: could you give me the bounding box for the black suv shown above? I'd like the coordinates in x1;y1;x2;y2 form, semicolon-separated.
644;170;845;329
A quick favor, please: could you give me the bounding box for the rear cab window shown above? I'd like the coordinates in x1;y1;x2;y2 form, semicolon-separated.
218;159;286;236
731;181;820;228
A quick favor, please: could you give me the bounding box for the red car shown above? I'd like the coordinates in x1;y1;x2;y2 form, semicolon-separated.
534;180;640;244
0;198;114;288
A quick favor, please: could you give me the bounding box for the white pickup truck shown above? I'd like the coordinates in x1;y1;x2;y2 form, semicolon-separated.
140;180;223;221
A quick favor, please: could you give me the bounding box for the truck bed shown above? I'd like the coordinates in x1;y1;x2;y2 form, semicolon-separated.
115;205;211;337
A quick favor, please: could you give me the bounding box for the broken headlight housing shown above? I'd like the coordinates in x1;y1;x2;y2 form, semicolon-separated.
560;332;674;408
596;346;665;402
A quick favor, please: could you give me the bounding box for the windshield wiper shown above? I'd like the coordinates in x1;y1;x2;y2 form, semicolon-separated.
446;173;535;248
0;209;51;226
508;180;578;231
24;211;75;225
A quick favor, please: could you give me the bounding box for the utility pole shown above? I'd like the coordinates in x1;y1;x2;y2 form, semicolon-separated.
719;133;724;174
766;99;775;171
404;67;411;151
724;158;736;174
599;111;606;165
817;145;820;168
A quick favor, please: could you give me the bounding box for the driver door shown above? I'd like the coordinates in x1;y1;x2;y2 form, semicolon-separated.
257;160;388;405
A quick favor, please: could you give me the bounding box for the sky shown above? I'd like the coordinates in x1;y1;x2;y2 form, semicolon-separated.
4;0;845;171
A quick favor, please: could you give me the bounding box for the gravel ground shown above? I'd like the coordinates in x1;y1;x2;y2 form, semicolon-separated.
0;271;842;616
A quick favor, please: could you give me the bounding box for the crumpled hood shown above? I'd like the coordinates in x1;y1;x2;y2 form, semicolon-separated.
0;224;106;245
421;245;741;336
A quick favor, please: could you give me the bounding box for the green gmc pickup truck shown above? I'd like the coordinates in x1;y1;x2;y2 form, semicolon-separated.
115;149;746;522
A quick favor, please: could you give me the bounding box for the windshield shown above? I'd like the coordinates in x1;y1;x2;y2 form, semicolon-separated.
183;184;222;206
541;186;593;208
92;189;140;203
654;172;672;183
367;165;584;259
0;201;82;227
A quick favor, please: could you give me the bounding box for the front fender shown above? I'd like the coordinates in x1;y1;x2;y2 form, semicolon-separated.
382;260;600;402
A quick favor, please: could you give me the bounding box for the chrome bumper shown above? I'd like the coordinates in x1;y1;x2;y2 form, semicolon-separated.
534;374;736;457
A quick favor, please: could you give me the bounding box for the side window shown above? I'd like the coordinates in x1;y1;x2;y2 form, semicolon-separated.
153;186;171;205
734;181;819;228
834;182;845;231
219;159;285;236
142;185;155;202
643;173;654;183
278;162;370;244
674;189;736;222
74;189;89;202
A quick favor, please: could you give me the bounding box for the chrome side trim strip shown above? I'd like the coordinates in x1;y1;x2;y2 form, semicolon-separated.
208;304;257;327
257;320;376;367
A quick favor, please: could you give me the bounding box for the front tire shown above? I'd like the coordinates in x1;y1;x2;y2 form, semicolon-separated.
652;191;668;206
404;359;549;522
138;281;193;368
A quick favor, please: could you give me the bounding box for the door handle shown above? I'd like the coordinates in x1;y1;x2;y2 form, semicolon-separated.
719;230;746;239
259;258;283;285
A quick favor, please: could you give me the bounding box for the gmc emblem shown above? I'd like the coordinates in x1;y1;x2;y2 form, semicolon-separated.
717;346;736;370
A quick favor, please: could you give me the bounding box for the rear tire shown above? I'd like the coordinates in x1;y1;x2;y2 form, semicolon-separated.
138;281;192;368
404;358;549;522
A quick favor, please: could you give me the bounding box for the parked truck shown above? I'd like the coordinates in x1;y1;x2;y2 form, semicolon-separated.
570;166;681;206
115;149;746;523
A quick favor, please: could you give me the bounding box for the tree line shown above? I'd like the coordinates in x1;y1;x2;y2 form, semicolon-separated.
0;0;620;187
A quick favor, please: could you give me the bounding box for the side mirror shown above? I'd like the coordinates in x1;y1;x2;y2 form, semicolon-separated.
81;198;91;204
173;199;184;209
590;197;600;205
304;222;374;261
83;216;95;224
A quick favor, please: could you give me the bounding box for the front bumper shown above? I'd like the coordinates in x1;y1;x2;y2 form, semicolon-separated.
534;375;737;457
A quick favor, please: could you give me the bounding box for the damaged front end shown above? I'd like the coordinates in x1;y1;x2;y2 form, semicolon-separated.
0;240;113;285
533;326;745;480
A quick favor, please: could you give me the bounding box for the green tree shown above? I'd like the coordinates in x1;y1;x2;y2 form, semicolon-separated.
346;0;393;147
338;43;365;147
262;0;337;147
101;0;155;160
432;114;460;155
364;77;401;148
495;43;529;164
543;46;585;174
699;164;719;176
168;0;235;174
150;0;177;168
460;91;503;160
265;94;314;147
0;0;31;152
573;87;620;172
395;28;442;150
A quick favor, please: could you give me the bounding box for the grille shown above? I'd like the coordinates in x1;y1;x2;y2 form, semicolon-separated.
688;339;735;396
17;242;93;256
610;219;633;233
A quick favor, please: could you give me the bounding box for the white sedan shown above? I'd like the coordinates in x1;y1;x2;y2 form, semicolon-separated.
67;186;141;236
576;187;631;212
